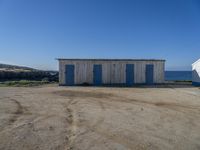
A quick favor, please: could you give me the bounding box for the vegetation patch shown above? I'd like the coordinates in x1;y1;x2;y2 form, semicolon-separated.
0;80;56;87
174;80;192;82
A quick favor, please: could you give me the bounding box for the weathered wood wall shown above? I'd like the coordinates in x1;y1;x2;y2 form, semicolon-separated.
59;60;165;85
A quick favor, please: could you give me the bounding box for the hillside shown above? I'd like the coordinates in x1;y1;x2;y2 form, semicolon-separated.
0;63;58;81
0;63;37;72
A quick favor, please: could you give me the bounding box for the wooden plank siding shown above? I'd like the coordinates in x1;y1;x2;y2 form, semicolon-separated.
58;59;165;85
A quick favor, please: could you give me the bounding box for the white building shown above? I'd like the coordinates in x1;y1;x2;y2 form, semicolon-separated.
192;59;200;86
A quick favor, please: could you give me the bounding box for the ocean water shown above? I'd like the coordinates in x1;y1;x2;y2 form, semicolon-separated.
165;71;192;81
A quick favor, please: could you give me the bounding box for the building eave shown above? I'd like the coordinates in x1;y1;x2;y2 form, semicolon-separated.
56;58;166;62
192;59;200;66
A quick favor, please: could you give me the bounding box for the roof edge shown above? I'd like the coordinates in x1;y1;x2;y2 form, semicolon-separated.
192;59;200;66
56;58;166;62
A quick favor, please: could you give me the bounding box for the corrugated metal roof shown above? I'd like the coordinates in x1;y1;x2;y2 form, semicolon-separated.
57;58;165;61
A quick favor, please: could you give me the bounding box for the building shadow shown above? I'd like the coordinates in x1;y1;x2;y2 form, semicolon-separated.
66;81;195;89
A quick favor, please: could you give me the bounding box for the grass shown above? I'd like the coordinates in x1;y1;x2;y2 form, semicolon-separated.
0;80;56;87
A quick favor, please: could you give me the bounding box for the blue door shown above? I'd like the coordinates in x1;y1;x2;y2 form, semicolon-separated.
126;64;135;86
93;64;102;85
65;65;74;85
146;64;154;84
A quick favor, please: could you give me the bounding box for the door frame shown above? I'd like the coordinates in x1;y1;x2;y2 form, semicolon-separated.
93;64;102;85
126;64;135;86
145;64;154;84
65;64;75;85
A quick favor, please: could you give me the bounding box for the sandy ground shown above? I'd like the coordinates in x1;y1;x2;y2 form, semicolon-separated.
0;84;200;150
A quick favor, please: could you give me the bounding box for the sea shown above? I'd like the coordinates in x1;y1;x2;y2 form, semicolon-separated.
165;71;192;81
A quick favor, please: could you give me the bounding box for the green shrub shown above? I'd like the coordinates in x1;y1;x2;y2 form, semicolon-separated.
0;80;53;87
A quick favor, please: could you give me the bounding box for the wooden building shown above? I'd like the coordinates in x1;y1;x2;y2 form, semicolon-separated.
58;59;165;86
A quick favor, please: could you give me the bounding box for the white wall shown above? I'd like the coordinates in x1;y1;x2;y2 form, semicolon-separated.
192;60;200;83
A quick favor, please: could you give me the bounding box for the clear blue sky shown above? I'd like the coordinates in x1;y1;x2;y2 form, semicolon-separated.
0;0;200;70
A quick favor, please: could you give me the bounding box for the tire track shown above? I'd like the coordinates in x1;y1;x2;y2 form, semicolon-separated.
8;99;25;124
0;98;25;132
64;98;78;150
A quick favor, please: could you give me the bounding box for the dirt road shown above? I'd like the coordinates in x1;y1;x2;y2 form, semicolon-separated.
0;85;200;150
